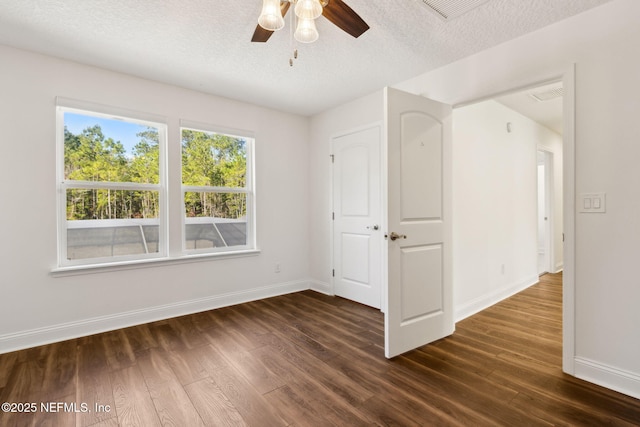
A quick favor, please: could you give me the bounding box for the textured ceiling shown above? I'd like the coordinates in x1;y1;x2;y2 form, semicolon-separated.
496;82;564;135
0;0;611;116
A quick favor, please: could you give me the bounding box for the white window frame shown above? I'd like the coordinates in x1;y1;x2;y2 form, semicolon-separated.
180;120;256;255
55;98;168;268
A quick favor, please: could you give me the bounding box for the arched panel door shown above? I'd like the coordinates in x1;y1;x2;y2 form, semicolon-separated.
384;87;453;358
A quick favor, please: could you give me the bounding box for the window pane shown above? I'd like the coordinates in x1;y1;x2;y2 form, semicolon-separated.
67;224;159;260
66;189;159;220
64;112;159;184
184;222;247;250
181;129;246;188
184;191;246;219
184;191;247;249
65;189;160;261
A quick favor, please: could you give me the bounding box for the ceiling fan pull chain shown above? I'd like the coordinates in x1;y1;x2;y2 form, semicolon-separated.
289;4;296;66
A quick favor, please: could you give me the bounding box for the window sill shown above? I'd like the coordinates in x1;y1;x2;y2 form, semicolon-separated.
50;249;261;277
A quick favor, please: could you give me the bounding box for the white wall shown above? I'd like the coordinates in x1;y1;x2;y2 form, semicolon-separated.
394;0;640;398
0;45;310;352
452;100;562;321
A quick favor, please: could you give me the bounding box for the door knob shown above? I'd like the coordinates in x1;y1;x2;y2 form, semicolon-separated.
388;232;407;241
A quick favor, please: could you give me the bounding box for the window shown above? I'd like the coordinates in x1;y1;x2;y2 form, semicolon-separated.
56;101;256;269
181;125;254;253
57;105;166;266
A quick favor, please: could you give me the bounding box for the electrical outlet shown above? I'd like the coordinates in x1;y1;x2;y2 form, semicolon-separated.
275;263;281;273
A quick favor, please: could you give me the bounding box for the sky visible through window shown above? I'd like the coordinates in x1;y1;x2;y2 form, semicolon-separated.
64;112;148;155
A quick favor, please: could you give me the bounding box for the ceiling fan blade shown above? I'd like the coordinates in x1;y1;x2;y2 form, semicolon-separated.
251;25;275;43
322;0;369;38
251;1;291;42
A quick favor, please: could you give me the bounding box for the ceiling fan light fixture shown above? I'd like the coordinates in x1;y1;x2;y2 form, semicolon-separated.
295;0;323;20
258;0;285;31
294;17;319;43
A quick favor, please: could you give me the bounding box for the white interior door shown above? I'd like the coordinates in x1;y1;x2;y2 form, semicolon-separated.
332;125;382;309
537;149;554;275
384;87;454;358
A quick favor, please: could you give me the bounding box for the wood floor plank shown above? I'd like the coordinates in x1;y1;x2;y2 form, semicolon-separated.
30;392;77;427
40;340;77;401
327;352;465;425
406;347;520;403
259;297;373;359
224;304;273;338
202;324;258;359
251;344;373;425
358;395;437;427
264;385;332;427
249;300;337;362
190;343;231;374
149;321;189;353
555;376;640;424
137;348;205;426
268;379;371;427
288;376;380;426
218;343;286;395
454;319;561;366
110;365;160;426
0;358;45;402
102;329;136;371
424;338;499;377
184;377;248;426
255;334;374;408
511;389;639;426
119;323;158;357
83;418;120;427
0;358;46;427
0;351;18;389
277;295;374;348
206;366;288;426
295;290;384;334
392;351;541;426
171;315;209;349
76;337;117;427
164;347;209;386
477;304;562;334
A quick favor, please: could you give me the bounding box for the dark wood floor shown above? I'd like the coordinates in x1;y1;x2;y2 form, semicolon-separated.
1;273;639;426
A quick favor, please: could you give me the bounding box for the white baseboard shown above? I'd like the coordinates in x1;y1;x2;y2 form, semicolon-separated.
454;274;539;322
0;279;310;354
574;357;640;400
309;280;333;295
554;262;564;273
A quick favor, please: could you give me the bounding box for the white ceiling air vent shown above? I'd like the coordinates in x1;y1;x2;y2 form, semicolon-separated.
419;0;491;21
529;87;564;102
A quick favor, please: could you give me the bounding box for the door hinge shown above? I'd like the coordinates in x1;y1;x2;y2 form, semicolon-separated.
332;212;335;220
332;269;335;277
330;154;334;163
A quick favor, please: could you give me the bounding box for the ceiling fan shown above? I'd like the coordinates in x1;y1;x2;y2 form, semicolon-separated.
251;0;370;43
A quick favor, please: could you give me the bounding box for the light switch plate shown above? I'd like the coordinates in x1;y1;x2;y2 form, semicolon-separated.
579;193;606;213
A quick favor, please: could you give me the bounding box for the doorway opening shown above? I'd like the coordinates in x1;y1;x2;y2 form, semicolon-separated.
451;79;564;345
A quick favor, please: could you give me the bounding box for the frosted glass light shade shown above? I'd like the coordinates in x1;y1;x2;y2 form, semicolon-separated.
258;0;285;31
295;0;323;20
294;17;319;43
